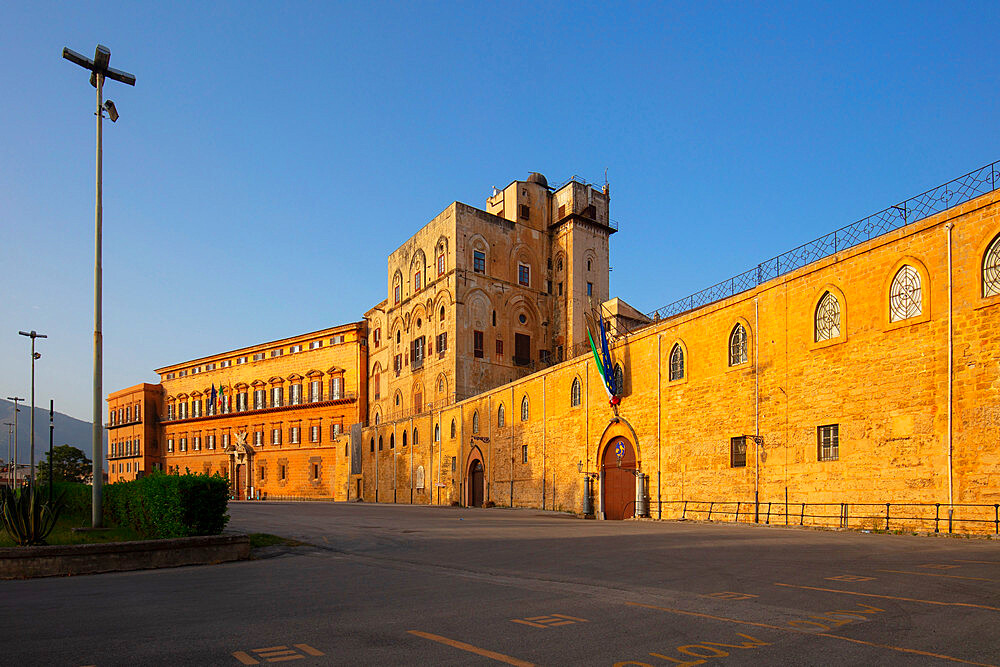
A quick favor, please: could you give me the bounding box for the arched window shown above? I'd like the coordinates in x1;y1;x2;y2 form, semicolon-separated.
497;403;505;428
374;412;380;425
390;434;395;449
815;291;842;341
571;378;582;407
434;423;440;442
669;344;684;381
378;436;383;451
370;437;375;453
413;428;419;446
521;395;529;421
729;324;748;366
983;234;1000;297
440;306;446;321
889;265;922;322
472;411;479;433
613;363;624;396
402;431;407;447
395;392;401;407
450;419;456;438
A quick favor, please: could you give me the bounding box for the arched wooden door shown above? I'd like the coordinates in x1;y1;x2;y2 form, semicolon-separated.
468;460;484;507
602;437;636;520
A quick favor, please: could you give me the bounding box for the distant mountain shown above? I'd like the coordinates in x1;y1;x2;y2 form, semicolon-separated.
0;399;108;471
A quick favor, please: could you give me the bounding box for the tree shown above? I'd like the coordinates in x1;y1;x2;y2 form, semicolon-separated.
38;445;92;484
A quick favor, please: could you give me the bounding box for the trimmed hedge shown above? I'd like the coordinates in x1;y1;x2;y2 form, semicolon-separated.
105;471;230;539
38;482;91;518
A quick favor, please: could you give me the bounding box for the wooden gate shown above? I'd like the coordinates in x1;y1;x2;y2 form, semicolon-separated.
468;460;484;507
602;437;636;520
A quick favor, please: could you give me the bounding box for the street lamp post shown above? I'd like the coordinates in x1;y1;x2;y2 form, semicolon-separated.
19;330;47;491
7;396;24;488
62;44;136;528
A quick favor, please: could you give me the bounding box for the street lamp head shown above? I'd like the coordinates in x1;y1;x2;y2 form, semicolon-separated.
93;45;111;71
104;100;119;122
33;352;41;360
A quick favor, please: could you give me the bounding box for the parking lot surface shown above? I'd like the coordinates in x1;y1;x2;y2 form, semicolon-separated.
4;502;998;665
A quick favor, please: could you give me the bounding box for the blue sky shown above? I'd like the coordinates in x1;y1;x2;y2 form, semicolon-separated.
2;1;998;425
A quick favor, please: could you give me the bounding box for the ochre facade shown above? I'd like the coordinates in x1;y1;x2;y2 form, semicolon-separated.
108;169;1000;532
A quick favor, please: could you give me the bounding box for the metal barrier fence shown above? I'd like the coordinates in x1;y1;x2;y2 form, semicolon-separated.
619;160;1000;332
640;500;1000;535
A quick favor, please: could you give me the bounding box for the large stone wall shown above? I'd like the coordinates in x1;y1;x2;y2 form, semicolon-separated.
357;189;1000;533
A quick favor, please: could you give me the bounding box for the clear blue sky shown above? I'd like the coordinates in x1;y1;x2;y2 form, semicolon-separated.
2;1;998;423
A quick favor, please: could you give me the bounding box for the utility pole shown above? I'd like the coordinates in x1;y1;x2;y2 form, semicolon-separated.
19;330;47;492
7;396;24;488
48;400;54;503
62;44;136;527
3;422;13;488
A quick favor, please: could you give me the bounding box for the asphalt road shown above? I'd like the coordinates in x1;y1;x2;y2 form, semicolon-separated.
3;502;999;666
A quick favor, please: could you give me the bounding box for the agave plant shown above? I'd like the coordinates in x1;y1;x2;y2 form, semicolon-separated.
0;487;65;546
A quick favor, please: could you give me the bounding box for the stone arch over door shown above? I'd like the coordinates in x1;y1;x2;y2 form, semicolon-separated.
465;445;485;508
596;418;641;520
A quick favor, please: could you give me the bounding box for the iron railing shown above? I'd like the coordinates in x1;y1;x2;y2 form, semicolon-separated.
634;160;1000;329
637;500;1000;535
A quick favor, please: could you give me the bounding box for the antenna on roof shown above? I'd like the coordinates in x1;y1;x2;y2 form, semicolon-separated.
603;168;610;195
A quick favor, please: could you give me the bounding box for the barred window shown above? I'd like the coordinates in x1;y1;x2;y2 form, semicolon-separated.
521;395;529;421
889;265;922;322
450;419;456;438
669;344;684;381
434;423;440;442
613;363;624;396
730;436;747;468
522;444;528;463
472;411;479;434
818;424;839;461
815;291;842;342
497;403;505;428
983;234;1000;297
571;378;582;407
729;324;748;366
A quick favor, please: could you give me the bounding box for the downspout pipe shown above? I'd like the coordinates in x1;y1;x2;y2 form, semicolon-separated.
945;222;954;528
755;298;760;523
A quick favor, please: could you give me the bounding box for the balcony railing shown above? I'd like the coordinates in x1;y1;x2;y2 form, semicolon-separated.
160;391;357;423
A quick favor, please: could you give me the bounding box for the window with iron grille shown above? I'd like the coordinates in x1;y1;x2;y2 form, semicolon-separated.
729;324;748;366
669;344;684;381
497;403;505;427
450;419;456;438
472;411;479;433
730;436;747;468
984;233;1000;297
889;265;922;322
818;424;839;461
571;378;582;407
474;331;484;358
815;291;842;342
473;250;486;274
521;396;529;421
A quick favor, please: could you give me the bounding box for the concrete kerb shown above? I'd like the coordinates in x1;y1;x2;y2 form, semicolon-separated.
0;533;251;580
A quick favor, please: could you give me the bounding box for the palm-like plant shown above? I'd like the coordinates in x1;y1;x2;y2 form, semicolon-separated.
0;487;65;546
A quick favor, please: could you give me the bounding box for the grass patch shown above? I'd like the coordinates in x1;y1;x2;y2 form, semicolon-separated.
249;533;306;548
0;512;145;547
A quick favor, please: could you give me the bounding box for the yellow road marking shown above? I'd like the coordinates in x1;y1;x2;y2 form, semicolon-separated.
876;569;991;581
826;575;876;582
552;614;588;622
955;560;1000;565
408;630;535;666
512;619;551;628
266;658;304;663
629;602;996;666
294;645;324;656
774;582;1000;612
254;646;289;652
232;651;258;665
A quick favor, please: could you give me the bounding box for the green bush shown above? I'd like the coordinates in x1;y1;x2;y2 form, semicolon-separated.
37;482;91;518
105;471;230;539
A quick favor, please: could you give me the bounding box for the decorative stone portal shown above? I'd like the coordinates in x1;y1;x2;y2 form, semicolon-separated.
225;431;255;500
